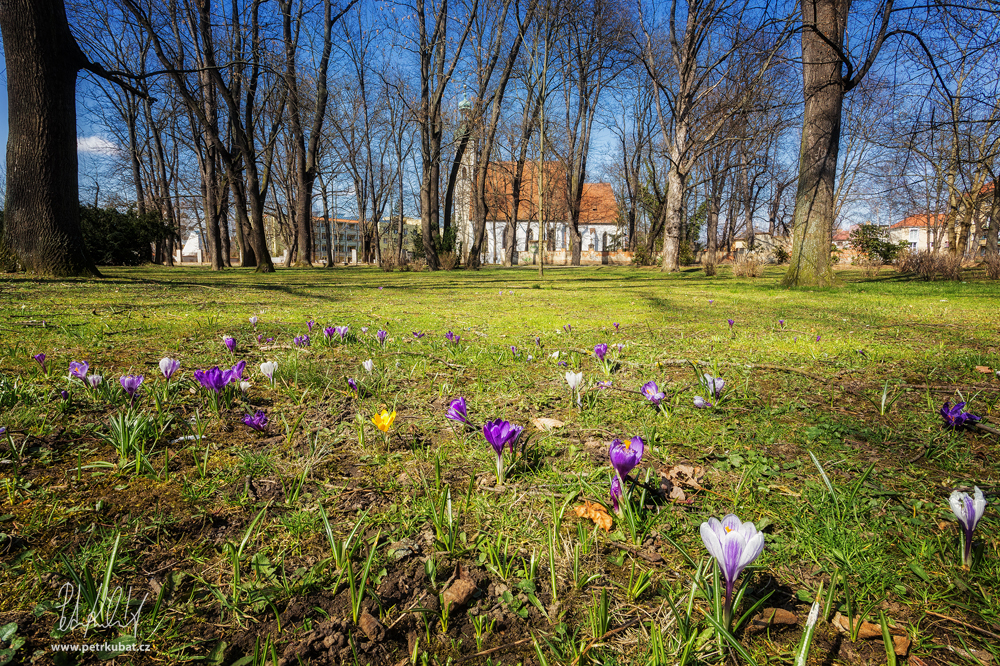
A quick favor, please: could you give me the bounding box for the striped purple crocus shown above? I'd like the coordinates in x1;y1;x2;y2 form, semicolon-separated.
120;375;144;403
950;487;987;569
700;514;765;628
69;361;89;381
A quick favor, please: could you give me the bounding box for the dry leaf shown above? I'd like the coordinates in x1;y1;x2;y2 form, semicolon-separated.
532;417;565;431
975;365;993;374
574;500;612;532
662;463;705;490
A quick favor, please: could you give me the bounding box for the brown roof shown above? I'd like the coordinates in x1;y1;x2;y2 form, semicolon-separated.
890;214;946;229
480;161;617;224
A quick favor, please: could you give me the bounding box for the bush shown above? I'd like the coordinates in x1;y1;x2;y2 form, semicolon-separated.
849;223;907;264
632;245;653;266
857;255;884;278
984;252;1000;279
80;205;176;266
773;245;790;264
732;253;765;277
895;249;965;280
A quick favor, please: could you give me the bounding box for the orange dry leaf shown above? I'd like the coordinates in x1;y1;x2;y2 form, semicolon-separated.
574;500;613;532
974;365;993;374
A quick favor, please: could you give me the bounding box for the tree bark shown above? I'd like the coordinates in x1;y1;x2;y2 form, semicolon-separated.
782;0;847;287
0;0;100;276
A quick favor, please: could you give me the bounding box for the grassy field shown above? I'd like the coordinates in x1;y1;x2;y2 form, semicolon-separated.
0;264;997;665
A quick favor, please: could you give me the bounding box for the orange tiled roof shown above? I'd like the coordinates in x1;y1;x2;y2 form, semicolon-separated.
890;214;947;229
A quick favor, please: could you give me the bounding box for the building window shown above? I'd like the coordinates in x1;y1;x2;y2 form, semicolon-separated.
909;228;918;243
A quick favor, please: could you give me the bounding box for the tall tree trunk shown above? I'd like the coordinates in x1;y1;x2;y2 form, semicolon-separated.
782;0;848;286
0;0;100;276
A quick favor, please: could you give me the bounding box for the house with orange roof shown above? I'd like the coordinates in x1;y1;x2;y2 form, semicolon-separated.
454;160;624;265
888;214;947;252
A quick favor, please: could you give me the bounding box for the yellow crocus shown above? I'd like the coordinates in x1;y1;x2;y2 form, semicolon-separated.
372;410;396;432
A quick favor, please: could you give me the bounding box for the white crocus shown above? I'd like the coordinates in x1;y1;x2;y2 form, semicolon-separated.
259;361;278;384
362;359;374;375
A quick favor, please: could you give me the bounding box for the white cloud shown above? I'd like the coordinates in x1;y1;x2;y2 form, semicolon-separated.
77;135;118;155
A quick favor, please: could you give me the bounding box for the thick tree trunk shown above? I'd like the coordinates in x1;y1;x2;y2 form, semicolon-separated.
782;0;847;287
0;0;100;276
660;166;685;271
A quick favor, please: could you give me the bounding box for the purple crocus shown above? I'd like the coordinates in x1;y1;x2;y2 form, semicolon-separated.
294;334;310;347
641;380;665;406
60;390;69;401
950;487;987;569
613;322;619;331
361;326;369;333
816;334;821;342
257;334;263;343
535;336;541;347
510;346;517;356
483;419;523;485
377;329;388;346
307;320;316;332
159;357;180;380
610;474;622;513
693;396;714;409
323;327;336;340
347;378;358;393
242;410;269;432
616;343;624;353
194;366;235;393
700;514;765;628
231;360;247;381
223;336;236;353
120;375;144;401
727;319;734;330
778;319;785;328
69;361;89;380
445;331;461;343
447;397;469;424
940;401;981;428
609;436;644;482
594;343;608;361
413;331;425;339
33;353;47;374
563;324;572;333
702;374;725;399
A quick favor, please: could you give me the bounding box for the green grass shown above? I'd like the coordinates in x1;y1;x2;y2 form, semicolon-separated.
0;263;998;665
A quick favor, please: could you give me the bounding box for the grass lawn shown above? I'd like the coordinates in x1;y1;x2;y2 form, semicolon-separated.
0;264;997;665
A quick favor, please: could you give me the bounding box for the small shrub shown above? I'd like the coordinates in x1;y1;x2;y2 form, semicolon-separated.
410;259;427;272
849;223;907;264
984;251;1000;279
895;250;965;280
632;245;653;266
440;252;459;270
858;255;884;279
703;261;717;276
732;253;765;278
380;255;397;272
773;245;790;264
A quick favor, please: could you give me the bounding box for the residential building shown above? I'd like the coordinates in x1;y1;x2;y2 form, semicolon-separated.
888;214;948;252
311;217;361;264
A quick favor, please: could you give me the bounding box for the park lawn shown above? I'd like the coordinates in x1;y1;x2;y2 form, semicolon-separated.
0;263;997;665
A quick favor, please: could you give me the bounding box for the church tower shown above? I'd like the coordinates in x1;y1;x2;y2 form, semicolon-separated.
454;96;476;263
